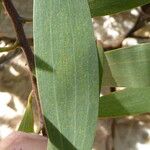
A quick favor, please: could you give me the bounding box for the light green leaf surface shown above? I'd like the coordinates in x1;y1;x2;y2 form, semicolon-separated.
89;0;150;17
102;43;150;87
34;1;100;150
99;87;150;118
18;92;34;133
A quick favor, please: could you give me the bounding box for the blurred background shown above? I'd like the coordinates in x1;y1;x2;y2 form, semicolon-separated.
0;0;150;150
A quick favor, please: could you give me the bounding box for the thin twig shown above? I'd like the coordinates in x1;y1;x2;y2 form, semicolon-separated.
20;17;33;24
126;10;150;38
0;48;21;65
2;0;34;71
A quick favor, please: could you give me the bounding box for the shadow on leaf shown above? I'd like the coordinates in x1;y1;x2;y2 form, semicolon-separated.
44;117;77;150
35;55;54;72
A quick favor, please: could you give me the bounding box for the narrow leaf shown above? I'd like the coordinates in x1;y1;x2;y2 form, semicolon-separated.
88;0;150;17
102;43;150;87
34;1;100;150
97;41;104;87
99;88;150;118
18;92;34;133
0;41;18;52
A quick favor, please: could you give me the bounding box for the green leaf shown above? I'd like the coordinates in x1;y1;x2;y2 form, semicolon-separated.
102;43;150;87
97;41;104;87
99;87;150;118
34;1;100;150
88;0;150;17
0;41;19;52
18;92;34;133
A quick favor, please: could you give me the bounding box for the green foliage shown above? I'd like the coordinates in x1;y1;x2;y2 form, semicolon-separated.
99;87;150;118
102;43;150;87
89;0;150;17
0;0;150;149
33;0;100;149
18;92;34;133
31;1;150;150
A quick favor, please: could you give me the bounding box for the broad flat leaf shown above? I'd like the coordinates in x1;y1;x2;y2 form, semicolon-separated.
102;43;150;87
18;92;34;133
34;1;100;150
88;0;150;17
99;87;150;118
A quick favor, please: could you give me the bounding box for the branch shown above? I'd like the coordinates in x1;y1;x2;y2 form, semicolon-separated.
2;0;34;72
126;10;150;38
2;0;44;131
